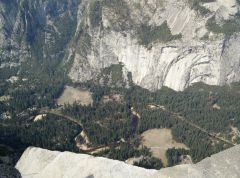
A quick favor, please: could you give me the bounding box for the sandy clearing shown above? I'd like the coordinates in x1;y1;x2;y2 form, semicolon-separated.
125;157;142;165
212;103;221;110
0;95;10;102
57;86;93;106
147;104;166;111
102;94;123;103
33;114;47;122
141;128;188;166
231;126;240;143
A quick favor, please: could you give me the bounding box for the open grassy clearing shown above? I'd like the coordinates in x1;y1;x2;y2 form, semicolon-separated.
57;86;93;106
141;128;188;166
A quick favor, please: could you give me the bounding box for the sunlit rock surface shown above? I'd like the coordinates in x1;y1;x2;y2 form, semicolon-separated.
1;0;240;91
16;145;240;178
69;0;240;91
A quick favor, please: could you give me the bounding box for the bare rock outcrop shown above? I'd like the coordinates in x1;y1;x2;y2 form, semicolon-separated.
16;145;240;178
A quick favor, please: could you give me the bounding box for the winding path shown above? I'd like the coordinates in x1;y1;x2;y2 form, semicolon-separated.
154;105;237;146
40;108;118;153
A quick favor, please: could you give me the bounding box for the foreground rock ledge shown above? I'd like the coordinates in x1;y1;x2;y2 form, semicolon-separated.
16;145;240;178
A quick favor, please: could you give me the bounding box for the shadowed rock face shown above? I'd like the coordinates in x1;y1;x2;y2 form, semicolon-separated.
0;0;79;68
15;145;240;178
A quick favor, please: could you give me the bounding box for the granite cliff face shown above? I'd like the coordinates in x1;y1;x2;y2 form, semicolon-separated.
15;145;240;178
69;0;240;91
1;0;240;91
0;0;79;68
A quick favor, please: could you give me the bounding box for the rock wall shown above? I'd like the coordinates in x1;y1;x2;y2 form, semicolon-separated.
69;0;240;91
0;0;79;67
1;0;240;91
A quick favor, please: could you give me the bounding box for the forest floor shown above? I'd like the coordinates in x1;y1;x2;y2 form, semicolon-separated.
169;110;236;146
40;109;118;154
141;128;188;166
147;104;237;146
141;103;236;166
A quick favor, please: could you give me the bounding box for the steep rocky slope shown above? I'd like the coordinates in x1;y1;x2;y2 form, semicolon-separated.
0;0;79;68
68;0;240;91
1;0;240;91
15;145;240;178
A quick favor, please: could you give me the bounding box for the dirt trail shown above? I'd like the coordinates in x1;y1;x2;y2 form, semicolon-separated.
155;105;236;146
40;109;119;153
40;109;90;149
